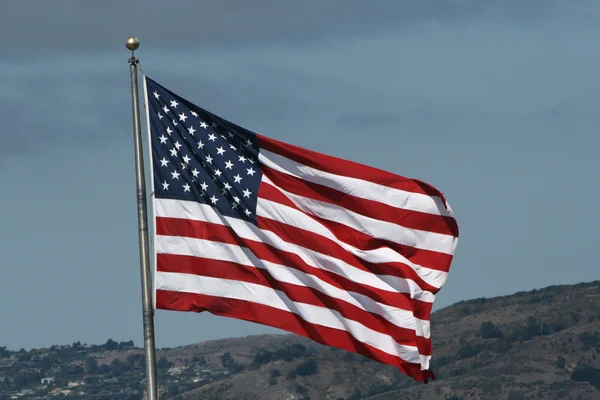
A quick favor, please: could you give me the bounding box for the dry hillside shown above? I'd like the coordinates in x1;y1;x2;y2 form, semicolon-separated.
141;281;600;400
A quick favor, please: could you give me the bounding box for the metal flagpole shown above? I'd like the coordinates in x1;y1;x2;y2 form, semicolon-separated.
126;37;159;400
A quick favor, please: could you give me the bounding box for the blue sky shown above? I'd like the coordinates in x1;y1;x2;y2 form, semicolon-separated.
1;1;598;351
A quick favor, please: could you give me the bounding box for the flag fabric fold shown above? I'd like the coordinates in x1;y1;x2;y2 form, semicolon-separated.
143;76;459;383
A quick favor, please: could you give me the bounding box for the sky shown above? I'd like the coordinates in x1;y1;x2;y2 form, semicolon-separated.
1;0;598;351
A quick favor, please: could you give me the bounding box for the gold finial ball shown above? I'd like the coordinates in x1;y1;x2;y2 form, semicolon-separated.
126;37;140;51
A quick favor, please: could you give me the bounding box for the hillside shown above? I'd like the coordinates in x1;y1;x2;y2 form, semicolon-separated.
169;281;600;400
1;281;599;400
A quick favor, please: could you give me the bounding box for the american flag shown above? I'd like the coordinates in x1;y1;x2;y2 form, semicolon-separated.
143;76;459;383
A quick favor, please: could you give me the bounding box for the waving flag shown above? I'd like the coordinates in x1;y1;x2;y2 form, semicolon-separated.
143;76;459;382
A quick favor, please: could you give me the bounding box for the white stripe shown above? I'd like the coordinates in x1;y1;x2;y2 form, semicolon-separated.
155;234;431;339
156;271;430;367
257;196;448;290
261;176;456;256
154;198;435;303
259;149;452;218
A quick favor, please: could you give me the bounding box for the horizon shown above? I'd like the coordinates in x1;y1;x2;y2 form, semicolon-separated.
3;278;597;353
1;1;598;351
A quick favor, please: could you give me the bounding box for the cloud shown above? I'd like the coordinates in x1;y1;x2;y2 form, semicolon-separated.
1;0;595;157
0;0;580;57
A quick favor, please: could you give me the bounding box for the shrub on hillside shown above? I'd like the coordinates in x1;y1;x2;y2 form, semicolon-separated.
457;344;483;359
570;364;600;390
348;389;362;400
578;331;600;351
286;370;297;380
489;338;512;354
480;321;504;339
219;352;244;374
270;369;281;378
296;359;319;376
294;384;308;394
157;356;173;370
251;344;309;368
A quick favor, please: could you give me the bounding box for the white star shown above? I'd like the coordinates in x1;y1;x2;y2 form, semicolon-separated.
231;202;238;210
183;183;191;192
245;139;252;147
158;112;163;120
172;119;178;126
197;140;205;149
210;195;218;204
169;148;178;157
208;133;217;142
216;147;226;156
248;158;255;164
227;132;234;138
166;127;173;136
179;113;188;122
162;181;169;190
182;155;191;164
214;169;222;177
200;181;208;191
162;105;170;114
200;121;208;129
188;126;196;136
233;196;240;203
159;135;168;144
244;209;252;216
153;91;160;99
223;182;232;191
174;141;182;150
159;158;169;167
191;111;198;117
225;160;234;170
243;189;251;198
180;163;187;170
233;174;242;184
210;122;217;128
191;168;200;178
170;100;179;108
205;155;213;164
246;167;256;176
238;155;247;163
171;171;181;180
229;144;237;151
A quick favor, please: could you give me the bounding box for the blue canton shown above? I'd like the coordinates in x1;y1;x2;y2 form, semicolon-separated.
145;77;262;223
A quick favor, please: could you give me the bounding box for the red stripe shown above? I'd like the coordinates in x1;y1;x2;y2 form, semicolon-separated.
261;165;458;237
256;216;439;293
258;134;451;206
155;217;433;320
157;253;432;355
156;290;435;383
258;182;454;273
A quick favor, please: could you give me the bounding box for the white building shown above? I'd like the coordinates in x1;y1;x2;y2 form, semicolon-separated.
41;377;55;384
167;366;185;375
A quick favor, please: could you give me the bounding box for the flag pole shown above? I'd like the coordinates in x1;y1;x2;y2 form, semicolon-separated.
126;37;159;400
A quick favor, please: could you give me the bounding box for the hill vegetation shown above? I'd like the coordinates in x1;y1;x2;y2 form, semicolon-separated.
1;281;599;399
173;280;600;400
